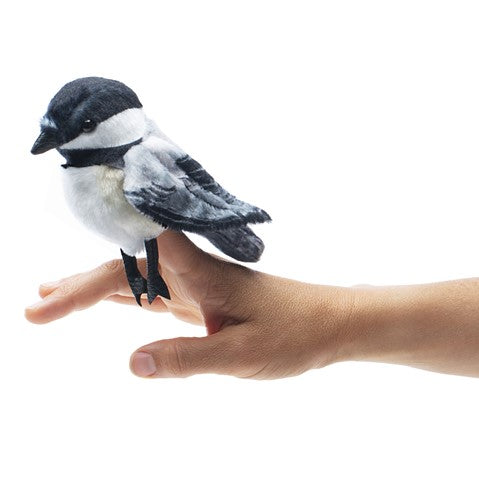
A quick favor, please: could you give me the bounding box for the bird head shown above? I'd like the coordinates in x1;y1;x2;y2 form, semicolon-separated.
31;77;145;156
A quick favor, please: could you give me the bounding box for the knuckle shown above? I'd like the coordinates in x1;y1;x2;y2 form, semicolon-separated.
54;282;79;310
56;280;76;297
158;341;189;378
100;259;123;275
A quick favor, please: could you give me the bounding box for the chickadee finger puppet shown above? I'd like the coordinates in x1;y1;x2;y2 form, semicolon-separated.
31;77;271;305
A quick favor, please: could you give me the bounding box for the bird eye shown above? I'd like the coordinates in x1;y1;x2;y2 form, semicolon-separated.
81;119;96;133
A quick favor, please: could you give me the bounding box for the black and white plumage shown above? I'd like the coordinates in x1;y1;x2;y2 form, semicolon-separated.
31;77;271;305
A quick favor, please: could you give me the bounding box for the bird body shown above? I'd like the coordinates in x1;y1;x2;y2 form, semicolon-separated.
62;164;165;256
31;77;271;304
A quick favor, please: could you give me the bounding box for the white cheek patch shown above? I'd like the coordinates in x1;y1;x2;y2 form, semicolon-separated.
60;108;146;150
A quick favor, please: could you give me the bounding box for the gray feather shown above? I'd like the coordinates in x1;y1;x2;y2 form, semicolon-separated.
201;226;265;262
123;141;271;233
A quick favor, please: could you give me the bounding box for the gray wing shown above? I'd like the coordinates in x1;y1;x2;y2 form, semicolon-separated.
123;140;271;233
174;154;244;206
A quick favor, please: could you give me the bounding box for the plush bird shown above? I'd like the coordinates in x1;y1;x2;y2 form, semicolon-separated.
31;77;271;305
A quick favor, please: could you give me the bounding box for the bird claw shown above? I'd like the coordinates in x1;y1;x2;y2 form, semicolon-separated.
122;244;170;307
147;273;171;304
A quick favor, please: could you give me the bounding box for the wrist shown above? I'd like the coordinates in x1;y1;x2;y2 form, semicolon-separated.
306;284;359;368
291;283;400;370
334;286;392;363
334;283;449;367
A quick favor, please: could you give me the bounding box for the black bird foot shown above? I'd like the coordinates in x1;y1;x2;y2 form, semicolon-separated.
145;238;171;303
121;249;147;306
147;273;171;303
131;277;148;306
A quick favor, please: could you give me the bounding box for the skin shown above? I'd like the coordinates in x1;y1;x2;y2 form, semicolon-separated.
25;231;479;379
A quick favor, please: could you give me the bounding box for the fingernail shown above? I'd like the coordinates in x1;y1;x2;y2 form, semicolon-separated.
131;352;157;377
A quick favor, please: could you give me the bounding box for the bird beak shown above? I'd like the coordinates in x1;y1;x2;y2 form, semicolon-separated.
31;129;60;155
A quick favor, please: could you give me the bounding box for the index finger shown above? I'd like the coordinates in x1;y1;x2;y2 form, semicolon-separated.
25;259;127;324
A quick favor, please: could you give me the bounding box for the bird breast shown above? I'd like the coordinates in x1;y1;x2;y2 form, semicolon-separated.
62;165;165;255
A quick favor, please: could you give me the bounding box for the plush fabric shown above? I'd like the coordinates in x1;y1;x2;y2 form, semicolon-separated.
123;144;271;234
62;165;165;256
44;77;142;145
32;76;271;263
202;226;265;262
60;108;146;150
60;139;141;169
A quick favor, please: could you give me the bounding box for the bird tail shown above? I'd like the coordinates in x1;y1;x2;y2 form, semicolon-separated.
202;226;265;262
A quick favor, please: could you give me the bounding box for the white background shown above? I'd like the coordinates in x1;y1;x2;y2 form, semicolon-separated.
1;1;479;477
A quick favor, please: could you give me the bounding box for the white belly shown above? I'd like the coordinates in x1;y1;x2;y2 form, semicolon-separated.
62;165;165;255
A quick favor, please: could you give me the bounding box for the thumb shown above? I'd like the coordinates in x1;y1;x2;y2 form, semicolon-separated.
130;330;245;378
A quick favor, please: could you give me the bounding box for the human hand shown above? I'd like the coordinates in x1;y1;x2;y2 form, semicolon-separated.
25;231;355;379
